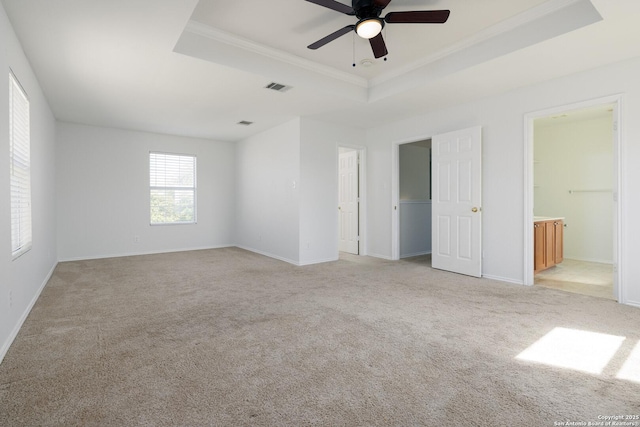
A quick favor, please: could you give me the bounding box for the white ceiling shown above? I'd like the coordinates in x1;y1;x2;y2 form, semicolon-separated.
2;0;640;141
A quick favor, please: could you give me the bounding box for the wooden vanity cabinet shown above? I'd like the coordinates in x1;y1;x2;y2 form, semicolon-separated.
534;219;564;274
553;220;563;265
534;222;546;273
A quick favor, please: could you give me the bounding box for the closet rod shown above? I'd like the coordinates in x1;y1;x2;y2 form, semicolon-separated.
568;189;612;194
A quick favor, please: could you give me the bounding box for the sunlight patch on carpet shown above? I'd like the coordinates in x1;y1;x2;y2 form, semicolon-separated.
516;327;625;374
616;340;640;383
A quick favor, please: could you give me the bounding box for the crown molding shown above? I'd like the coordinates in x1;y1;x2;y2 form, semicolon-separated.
370;0;590;87
185;20;368;89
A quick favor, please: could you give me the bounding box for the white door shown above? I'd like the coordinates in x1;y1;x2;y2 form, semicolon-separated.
432;126;482;277
339;150;359;254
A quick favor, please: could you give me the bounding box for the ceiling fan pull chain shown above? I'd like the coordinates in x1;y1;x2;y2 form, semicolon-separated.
352;32;356;67
384;25;388;61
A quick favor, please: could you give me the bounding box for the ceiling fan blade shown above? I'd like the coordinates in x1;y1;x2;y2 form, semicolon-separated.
308;25;355;50
384;10;450;24
369;33;388;58
373;0;392;8
305;0;355;15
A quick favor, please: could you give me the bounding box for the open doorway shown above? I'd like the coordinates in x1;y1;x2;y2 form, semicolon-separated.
524;96;621;301
392;127;483;278
398;139;432;263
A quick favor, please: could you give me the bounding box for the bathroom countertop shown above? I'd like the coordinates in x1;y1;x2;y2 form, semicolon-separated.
533;216;565;222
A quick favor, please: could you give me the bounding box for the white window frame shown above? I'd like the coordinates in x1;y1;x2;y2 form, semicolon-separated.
149;151;197;225
9;71;32;259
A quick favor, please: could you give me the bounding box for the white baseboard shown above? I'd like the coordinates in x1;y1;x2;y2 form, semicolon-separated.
0;261;57;365
367;252;393;261
299;256;339;266
58;245;235;262
400;251;431;259
235;245;300;266
564;257;613;264
482;274;525;286
61;245;340;268
621;298;640;308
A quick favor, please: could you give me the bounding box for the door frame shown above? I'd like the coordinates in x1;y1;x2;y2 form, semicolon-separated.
391;134;433;261
338;145;367;256
523;94;624;302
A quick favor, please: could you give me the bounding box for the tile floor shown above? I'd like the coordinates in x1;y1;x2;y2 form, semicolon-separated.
359;253;615;301
535;258;615;300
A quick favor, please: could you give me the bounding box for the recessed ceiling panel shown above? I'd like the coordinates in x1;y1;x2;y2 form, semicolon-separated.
189;0;550;79
179;0;603;103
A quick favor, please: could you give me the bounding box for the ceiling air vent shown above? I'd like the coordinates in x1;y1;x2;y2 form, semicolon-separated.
237;120;254;126
265;82;292;93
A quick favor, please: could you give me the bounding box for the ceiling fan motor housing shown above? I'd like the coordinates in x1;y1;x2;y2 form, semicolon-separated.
306;0;450;58
353;0;385;19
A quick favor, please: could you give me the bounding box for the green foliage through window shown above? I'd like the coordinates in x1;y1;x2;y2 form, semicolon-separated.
150;152;196;224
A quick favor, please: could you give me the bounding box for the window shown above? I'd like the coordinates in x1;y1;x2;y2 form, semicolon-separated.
149;152;196;225
9;72;32;259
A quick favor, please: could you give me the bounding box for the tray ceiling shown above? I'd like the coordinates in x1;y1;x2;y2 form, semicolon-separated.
188;0;550;80
3;0;640;141
175;0;602;103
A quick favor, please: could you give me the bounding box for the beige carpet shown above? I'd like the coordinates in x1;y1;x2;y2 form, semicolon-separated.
1;247;639;426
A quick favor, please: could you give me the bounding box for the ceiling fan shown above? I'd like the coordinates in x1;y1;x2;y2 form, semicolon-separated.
305;0;450;59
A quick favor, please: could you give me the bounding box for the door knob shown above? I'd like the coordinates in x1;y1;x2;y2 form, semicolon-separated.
471;207;479;213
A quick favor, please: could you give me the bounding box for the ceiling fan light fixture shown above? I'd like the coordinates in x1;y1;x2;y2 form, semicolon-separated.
356;18;382;39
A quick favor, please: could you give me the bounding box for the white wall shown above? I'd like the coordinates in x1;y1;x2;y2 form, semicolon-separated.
0;4;57;362
235;119;301;264
364;55;640;306
534;114;613;263
56;122;235;261
235;117;365;266
300;118;365;265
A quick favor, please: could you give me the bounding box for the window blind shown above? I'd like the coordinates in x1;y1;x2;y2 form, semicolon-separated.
149;152;196;224
9;72;32;258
